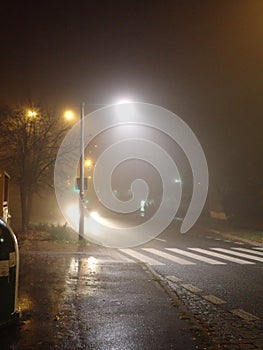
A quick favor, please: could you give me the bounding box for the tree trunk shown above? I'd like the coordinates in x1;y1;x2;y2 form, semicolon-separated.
26;190;33;229
20;185;27;231
20;185;33;231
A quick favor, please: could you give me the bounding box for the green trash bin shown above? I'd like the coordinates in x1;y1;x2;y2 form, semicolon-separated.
0;217;20;328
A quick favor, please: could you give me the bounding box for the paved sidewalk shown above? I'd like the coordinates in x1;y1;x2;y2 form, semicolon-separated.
0;244;210;350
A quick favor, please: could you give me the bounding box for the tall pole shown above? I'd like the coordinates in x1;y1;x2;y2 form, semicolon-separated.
79;102;85;239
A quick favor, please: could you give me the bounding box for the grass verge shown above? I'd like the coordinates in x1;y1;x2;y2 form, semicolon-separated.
205;218;263;244
26;223;79;242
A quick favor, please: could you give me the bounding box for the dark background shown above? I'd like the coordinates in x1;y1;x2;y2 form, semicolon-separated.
0;0;262;221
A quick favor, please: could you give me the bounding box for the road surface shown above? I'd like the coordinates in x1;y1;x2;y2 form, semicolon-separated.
118;220;263;321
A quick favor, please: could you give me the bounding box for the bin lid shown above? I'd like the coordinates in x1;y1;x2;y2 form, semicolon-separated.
0;218;16;259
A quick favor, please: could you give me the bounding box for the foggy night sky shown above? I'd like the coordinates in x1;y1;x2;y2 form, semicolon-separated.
0;0;262;184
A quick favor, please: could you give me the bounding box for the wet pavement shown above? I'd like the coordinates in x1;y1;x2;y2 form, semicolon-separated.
166;276;263;350
0;242;209;350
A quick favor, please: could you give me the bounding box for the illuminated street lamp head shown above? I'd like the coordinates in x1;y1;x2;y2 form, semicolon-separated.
27;110;37;118
64;110;74;121
85;159;93;168
115;98;133;105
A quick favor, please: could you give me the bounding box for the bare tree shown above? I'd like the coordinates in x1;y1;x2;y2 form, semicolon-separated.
0;105;70;231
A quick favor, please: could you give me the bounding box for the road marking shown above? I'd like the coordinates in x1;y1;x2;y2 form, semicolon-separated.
234;242;244;245
182;284;201;293
115;252;136;262
166;248;226;265
231;309;260;322
232;247;263;256
211;248;263;263
253;247;263;251
154;238;167;242
119;249;165;266
166;275;181;283
189;248;255;264
121;246;262;267
210;230;221;234
142;248;195;265
224;240;232;243
203;295;226;305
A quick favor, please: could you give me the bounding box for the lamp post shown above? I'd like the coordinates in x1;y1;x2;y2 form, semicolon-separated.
79;102;85;239
66;98;133;239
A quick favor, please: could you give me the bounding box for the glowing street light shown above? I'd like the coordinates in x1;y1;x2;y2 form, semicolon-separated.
64;110;75;121
27;110;37;118
84;159;93;168
115;98;133;105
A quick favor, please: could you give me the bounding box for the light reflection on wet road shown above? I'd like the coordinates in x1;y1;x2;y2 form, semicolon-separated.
0;246;205;350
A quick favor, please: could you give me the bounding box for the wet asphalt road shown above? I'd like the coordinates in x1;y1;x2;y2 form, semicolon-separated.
1;220;263;349
0;243;206;350
128;223;263;320
115;221;263;349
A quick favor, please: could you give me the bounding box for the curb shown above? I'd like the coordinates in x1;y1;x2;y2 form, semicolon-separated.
142;263;218;350
197;224;263;247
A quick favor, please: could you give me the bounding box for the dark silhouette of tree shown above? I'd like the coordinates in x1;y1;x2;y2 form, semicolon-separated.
0;105;70;231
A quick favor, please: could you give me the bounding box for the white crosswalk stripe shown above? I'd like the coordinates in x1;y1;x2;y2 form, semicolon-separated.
119;249;165;266
253;247;263;251
119;246;262;266
142;248;195;265
232;247;263;256
189;248;255;264
165;248;226;265
211;248;263;263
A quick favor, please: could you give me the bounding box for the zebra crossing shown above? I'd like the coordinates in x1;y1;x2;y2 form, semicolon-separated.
119;246;263;266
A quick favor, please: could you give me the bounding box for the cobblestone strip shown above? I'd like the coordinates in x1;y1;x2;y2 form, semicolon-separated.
165;278;263;350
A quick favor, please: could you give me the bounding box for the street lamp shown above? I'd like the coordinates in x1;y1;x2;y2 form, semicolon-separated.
79;103;85;239
63;107;85;240
64;110;75;121
27;110;37;118
72;97;133;239
115;98;133;105
84;159;93;168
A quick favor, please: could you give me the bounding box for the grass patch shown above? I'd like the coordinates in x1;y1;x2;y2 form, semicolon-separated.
29;223;79;242
222;229;263;243
206;219;263;244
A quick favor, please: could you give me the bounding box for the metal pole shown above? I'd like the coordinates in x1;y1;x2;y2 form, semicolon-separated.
79;102;85;239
